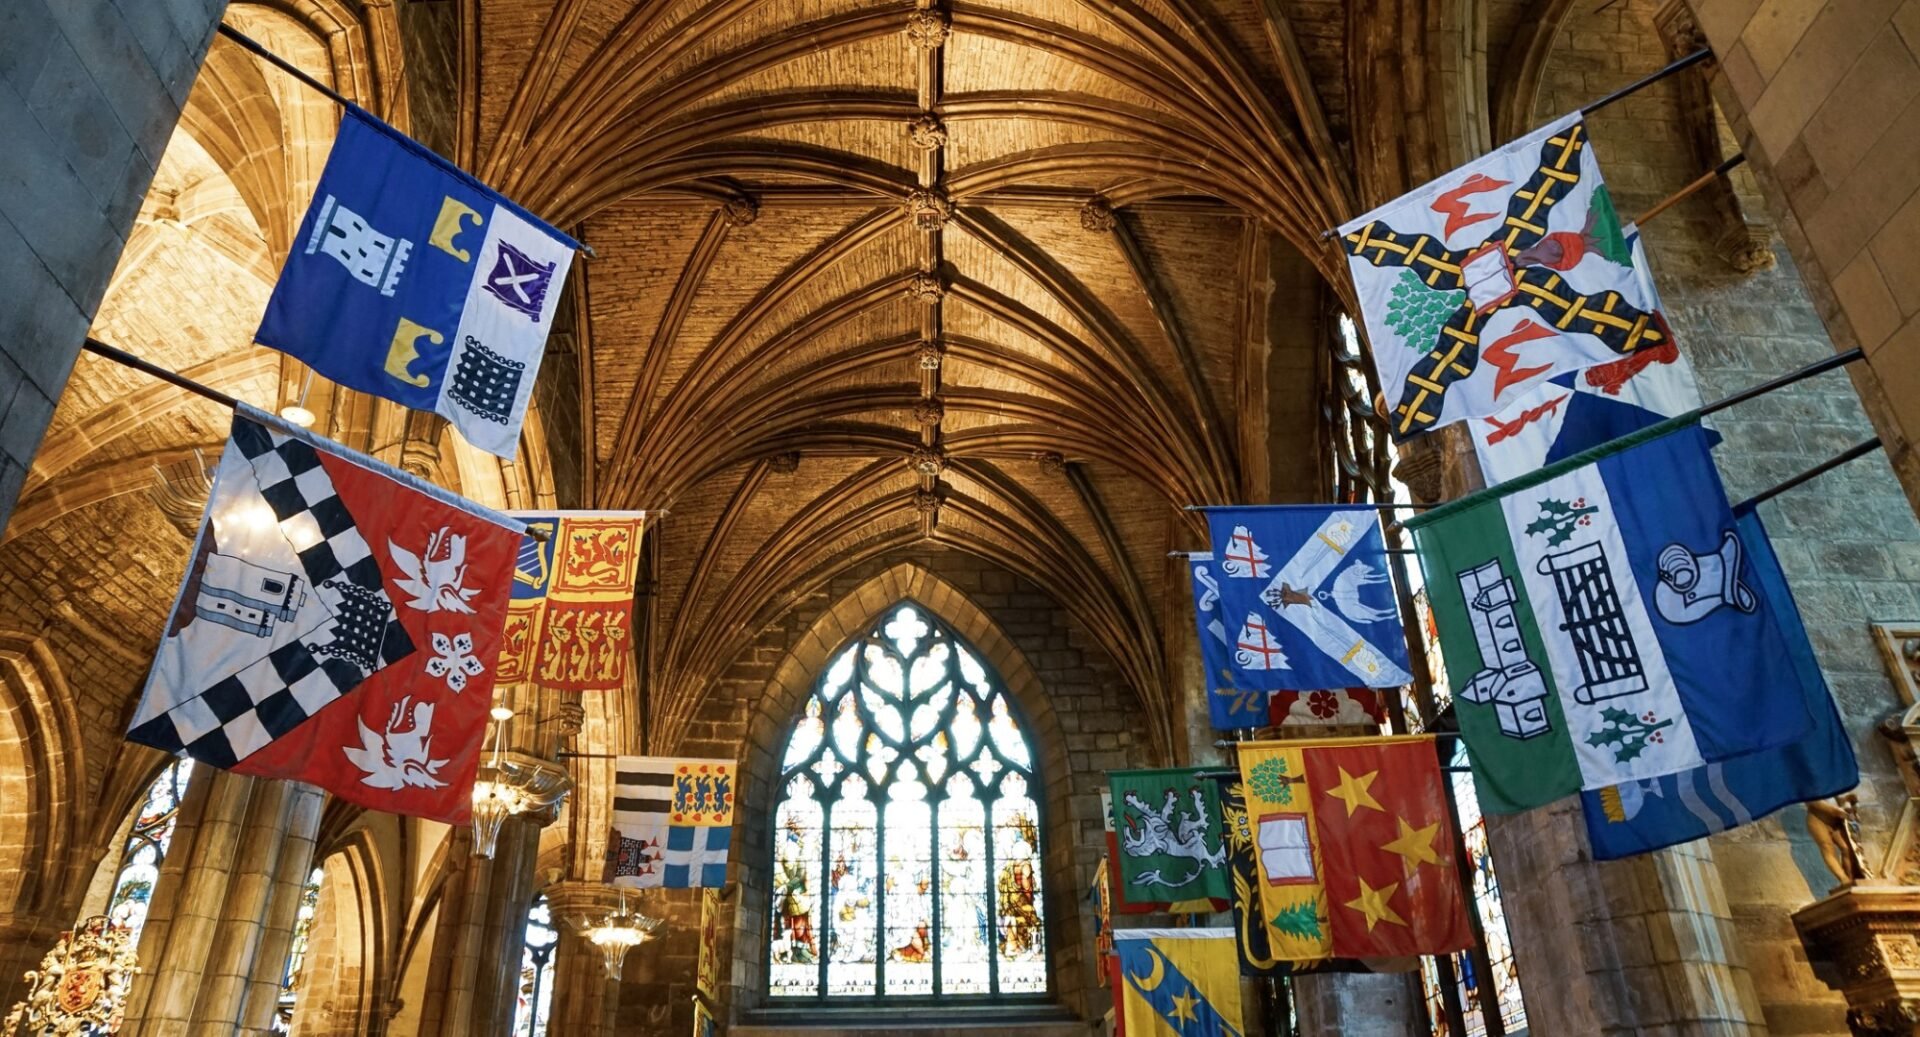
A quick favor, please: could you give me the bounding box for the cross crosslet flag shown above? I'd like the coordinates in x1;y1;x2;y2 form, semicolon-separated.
1406;422;1815;814
1235;736;1474;961
608;757;735;889
1189;555;1386;729
1202;507;1413;690
256;106;580;459
128;406;521;822
498;511;647;692
1582;504;1857;859
1469;226;1704;485
1108;770;1234;905
1111;929;1245;1037
1340;113;1675;439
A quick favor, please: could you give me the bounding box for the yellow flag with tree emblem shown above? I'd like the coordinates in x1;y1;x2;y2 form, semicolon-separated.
1235;742;1333;962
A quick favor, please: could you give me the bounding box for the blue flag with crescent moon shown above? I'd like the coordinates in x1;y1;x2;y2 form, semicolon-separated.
1579;505;1856;859
1203;506;1414;690
1113;929;1244;1037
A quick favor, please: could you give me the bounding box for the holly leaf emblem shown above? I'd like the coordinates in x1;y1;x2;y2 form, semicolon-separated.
1524;497;1599;547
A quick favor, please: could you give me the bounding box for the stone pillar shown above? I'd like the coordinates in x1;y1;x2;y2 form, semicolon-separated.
544;881;625;1036
121;769;325;1036
0;0;226;529
1486;796;1768;1035
1294;971;1426;1037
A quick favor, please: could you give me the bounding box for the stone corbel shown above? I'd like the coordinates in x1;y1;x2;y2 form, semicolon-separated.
1652;0;1775;273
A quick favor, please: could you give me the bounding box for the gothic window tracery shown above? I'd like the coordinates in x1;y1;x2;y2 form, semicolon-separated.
768;603;1048;1000
105;759;194;942
513;894;559;1036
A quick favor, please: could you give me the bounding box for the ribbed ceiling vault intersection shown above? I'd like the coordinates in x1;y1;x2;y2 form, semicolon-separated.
465;0;1352;755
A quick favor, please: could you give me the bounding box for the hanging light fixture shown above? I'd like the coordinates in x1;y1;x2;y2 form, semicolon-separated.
469;707;571;858
568;888;661;980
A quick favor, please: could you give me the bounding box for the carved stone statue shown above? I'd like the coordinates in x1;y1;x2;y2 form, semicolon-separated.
1807;793;1872;888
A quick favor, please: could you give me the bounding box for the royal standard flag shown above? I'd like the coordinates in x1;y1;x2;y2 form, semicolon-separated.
256;107;579;459
1112;929;1244;1037
1203;506;1413;690
1109;770;1233;906
609;757;734;888
499;511;646;692
1581;505;1857;858
1406;422;1813;813
1340;114;1673;439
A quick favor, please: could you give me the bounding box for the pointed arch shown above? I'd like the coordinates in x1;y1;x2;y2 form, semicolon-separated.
724;563;1091;1014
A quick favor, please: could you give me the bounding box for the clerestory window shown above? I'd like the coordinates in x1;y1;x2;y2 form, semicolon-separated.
767;603;1048;1001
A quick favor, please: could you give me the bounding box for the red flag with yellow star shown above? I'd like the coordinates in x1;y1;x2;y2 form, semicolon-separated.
1301;736;1474;958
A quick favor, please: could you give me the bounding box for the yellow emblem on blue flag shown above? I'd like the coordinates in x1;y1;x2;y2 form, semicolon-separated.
1113;928;1244;1037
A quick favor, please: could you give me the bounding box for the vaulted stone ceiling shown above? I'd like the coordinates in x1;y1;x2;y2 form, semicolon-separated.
452;0;1371;753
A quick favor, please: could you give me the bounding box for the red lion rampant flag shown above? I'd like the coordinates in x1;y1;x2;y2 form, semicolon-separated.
497;511;647;692
128;405;521;822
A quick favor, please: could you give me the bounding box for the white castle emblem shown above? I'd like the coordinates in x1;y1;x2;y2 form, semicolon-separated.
305;195;413;297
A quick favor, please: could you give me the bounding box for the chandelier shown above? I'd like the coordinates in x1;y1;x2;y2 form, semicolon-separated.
567;888;661;980
469;708;571;858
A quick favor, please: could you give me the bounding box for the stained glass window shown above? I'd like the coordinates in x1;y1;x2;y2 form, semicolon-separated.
1421;742;1527;1036
271;866;325;1035
768;604;1048;1000
513;894;558;1036
105;759;194;941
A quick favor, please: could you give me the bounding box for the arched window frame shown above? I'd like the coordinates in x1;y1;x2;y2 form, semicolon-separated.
513;893;559;1037
764;602;1050;1003
104;758;194;941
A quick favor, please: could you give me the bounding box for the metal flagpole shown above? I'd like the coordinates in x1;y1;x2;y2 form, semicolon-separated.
1318;47;1715;240
1736;437;1884;511
1634;153;1747;226
78;337;552;542
211;22;598;259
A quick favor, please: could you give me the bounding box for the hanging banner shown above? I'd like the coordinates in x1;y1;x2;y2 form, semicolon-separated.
1407;423;1815;813
127;405;521;822
1201;506;1414;690
1339;114;1674;439
498;511;647;691
256;106;580;459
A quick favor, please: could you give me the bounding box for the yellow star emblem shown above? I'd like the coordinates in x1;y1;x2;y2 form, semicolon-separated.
1344;875;1408;931
1381;817;1443;875
1170;988;1199;1023
1324;766;1385;816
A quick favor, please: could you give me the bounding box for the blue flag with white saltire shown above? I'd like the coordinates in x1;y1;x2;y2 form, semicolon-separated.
1580;504;1857;859
1188;555;1266;727
1202;507;1413;689
256;106;579;459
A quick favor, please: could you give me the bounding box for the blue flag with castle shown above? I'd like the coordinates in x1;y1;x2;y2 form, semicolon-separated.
256;106;579;459
1581;504;1857;859
1202;506;1414;690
